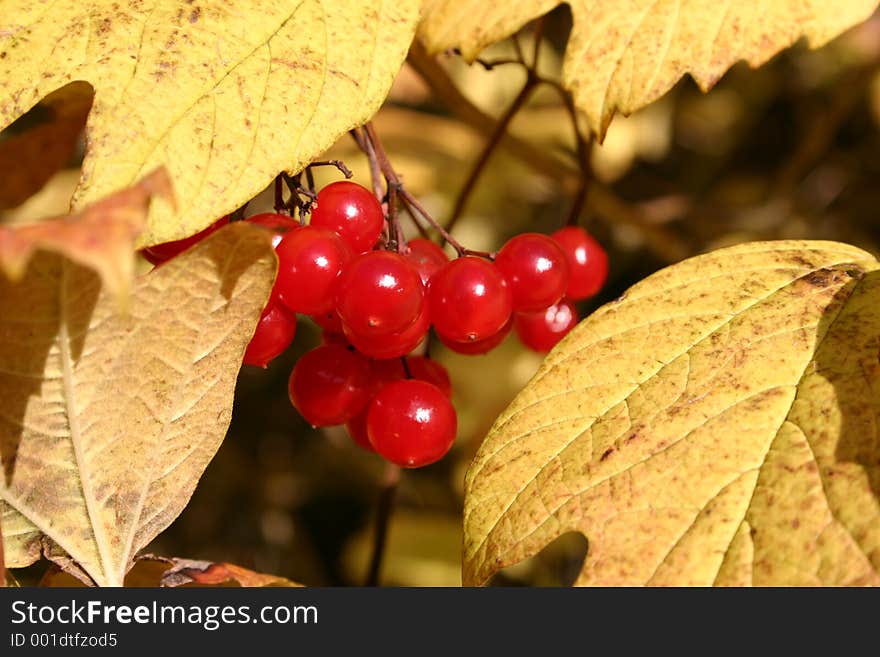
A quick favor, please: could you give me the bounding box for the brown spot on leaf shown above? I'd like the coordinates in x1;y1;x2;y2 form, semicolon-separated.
600;447;614;461
189;8;200;23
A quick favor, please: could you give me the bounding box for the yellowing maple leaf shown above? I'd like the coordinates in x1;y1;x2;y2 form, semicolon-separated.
0;221;275;587
0;1;419;246
464;241;880;586
419;0;878;137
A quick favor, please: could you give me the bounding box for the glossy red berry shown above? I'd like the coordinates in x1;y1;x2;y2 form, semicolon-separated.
243;303;297;368
514;299;578;353
274;226;352;315
550;226;608;300
309;180;384;253
345;411;374;451
141;215;230;265
310;309;344;335
438;317;512;355
344;302;430;359
403;239;449;286
369;356;452;397
288;344;371;426
428;256;512;343
367;380;457;468
494;233;569;312
246;212;300;248
335;251;425;338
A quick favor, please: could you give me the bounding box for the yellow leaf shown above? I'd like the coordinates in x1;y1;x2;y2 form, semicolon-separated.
0;1;420;246
0;222;276;587
464;241;880;586
418;1;878;137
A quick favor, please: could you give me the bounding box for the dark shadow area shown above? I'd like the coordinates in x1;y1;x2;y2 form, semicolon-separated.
488;531;588;587
0;81;93;211
814;268;880;505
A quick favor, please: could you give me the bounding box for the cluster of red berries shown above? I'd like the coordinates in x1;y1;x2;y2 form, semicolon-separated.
141;180;608;469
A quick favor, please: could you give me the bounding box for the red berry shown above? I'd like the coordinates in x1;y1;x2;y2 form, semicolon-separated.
550;226;608;300
141;215;230;265
367;380;457;468
406;357;452;397
243;303;297;368
428;256;512;343
403;239;449;286
336;251;425;338
514;299;578;353
438;317;512;355
344;302;430;359
274;226;352;315
288;344;371;426
320;330;350;347
310;309;344;335
245;213;302;308
309;180;384;253
345;410;374;451
369;356;452;397
494;233;569;312
246;213;300;248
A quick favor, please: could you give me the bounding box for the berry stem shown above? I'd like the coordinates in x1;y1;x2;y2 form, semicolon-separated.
274;175;285;214
351;127;385;203
307;159;354;179
229;202;249;222
445;73;539;235
359;122;483;257
364;462;401;586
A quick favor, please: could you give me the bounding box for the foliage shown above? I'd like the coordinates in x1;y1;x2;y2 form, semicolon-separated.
1;1;878;587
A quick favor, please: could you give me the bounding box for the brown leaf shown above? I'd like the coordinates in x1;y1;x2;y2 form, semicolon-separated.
0;221;276;587
38;557;301;588
158;558;302;588
0;169;172;303
0;82;93;210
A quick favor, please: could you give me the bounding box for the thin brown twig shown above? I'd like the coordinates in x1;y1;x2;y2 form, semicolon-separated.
308;159;353;179
445;74;539;234
360;123;491;257
560;91;593;226
531;17;545;68
511;33;526;64
364;462;401;587
273;176;285;214
387;182;404;252
406;41;689;262
349;128;383;200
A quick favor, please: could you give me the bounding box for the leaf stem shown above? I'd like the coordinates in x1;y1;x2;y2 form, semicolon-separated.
364;462;401;586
